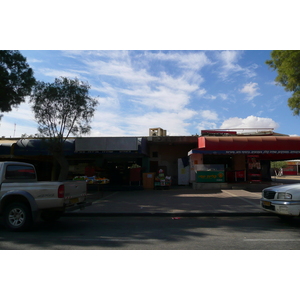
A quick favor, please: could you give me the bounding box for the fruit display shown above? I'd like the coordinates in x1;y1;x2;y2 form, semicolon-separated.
154;169;171;188
73;176;110;184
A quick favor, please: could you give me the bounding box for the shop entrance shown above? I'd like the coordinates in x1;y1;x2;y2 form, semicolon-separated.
104;158;143;185
149;161;159;173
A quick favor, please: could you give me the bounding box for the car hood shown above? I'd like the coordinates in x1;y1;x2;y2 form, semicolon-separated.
264;183;300;193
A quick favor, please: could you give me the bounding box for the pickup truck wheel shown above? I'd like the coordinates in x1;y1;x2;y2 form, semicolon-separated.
40;211;63;222
3;202;33;232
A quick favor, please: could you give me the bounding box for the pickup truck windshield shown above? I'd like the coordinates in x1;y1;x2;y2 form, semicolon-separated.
5;165;36;180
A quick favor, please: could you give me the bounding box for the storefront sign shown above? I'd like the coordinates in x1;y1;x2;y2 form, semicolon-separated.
196;171;225;183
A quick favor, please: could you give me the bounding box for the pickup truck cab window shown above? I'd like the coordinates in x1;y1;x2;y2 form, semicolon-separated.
5;165;36;180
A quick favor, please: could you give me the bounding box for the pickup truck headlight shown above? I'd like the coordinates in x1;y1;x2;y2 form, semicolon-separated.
277;192;292;200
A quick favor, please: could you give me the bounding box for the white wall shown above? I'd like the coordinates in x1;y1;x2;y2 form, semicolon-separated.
189;153;203;183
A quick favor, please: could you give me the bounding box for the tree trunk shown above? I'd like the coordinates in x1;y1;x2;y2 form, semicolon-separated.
51;157;59;181
52;152;69;181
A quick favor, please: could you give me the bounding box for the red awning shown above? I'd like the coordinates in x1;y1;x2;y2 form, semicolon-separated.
189;136;300;159
198;136;300;151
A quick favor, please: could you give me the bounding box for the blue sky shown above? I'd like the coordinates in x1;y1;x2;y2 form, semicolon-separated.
1;50;298;138
1;1;299;139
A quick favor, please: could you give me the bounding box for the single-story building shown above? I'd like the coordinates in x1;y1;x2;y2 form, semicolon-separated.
1;128;300;188
188;133;300;187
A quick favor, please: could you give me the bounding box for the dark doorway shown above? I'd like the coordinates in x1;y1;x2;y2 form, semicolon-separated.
150;161;159;173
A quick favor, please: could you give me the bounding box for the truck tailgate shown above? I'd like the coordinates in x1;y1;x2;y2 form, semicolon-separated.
64;181;87;202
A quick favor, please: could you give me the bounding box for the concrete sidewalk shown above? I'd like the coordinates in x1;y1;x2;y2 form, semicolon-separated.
66;186;272;217
65;176;300;217
65;176;300;216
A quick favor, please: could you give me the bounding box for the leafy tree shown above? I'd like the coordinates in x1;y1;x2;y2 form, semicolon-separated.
0;50;36;119
271;161;287;169
266;50;300;115
271;161;288;176
30;77;98;181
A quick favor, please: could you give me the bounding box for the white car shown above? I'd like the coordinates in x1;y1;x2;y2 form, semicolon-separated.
261;184;300;217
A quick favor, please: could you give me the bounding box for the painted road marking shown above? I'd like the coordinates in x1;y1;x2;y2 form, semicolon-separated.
222;190;261;208
244;239;300;242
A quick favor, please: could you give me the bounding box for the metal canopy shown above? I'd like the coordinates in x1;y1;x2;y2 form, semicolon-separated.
189;136;300;160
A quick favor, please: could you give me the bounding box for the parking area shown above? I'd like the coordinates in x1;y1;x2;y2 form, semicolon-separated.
65;176;300;216
66;187;265;215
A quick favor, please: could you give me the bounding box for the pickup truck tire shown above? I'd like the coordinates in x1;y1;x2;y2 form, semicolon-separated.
3;202;33;232
40;211;64;222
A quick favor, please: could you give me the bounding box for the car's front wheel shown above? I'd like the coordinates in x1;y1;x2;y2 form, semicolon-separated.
3;202;33;231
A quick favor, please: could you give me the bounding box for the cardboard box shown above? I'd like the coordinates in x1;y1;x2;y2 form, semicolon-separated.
143;172;156;189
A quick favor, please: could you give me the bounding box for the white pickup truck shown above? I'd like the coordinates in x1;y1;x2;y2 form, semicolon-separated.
261;184;300;218
0;161;88;231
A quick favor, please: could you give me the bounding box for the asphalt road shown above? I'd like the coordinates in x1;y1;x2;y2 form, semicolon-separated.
1;215;300;249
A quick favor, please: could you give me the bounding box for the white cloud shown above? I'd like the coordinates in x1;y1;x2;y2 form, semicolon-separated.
92;81;119;95
240;82;261;100
195;89;218;100
0;120;37;138
89;109;128;136
61;50;131;64
203;94;217;100
123;109;198;136
196;88;207;97
2;99;33;121
217;50;243;78
199;110;218;121
92;83;121;109
0;100;38;137
265;81;277;86
95;96;120;109
89;96;199;136
217;50;257;80
219;50;242;68
116;83;191;112
218;93;228;100
27;58;43;63
194;110;219;133
144;51;213;70
244;64;259;77
84;59;156;84
39;68;86;79
159;72;199;92
196;121;218;132
220;116;279;130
